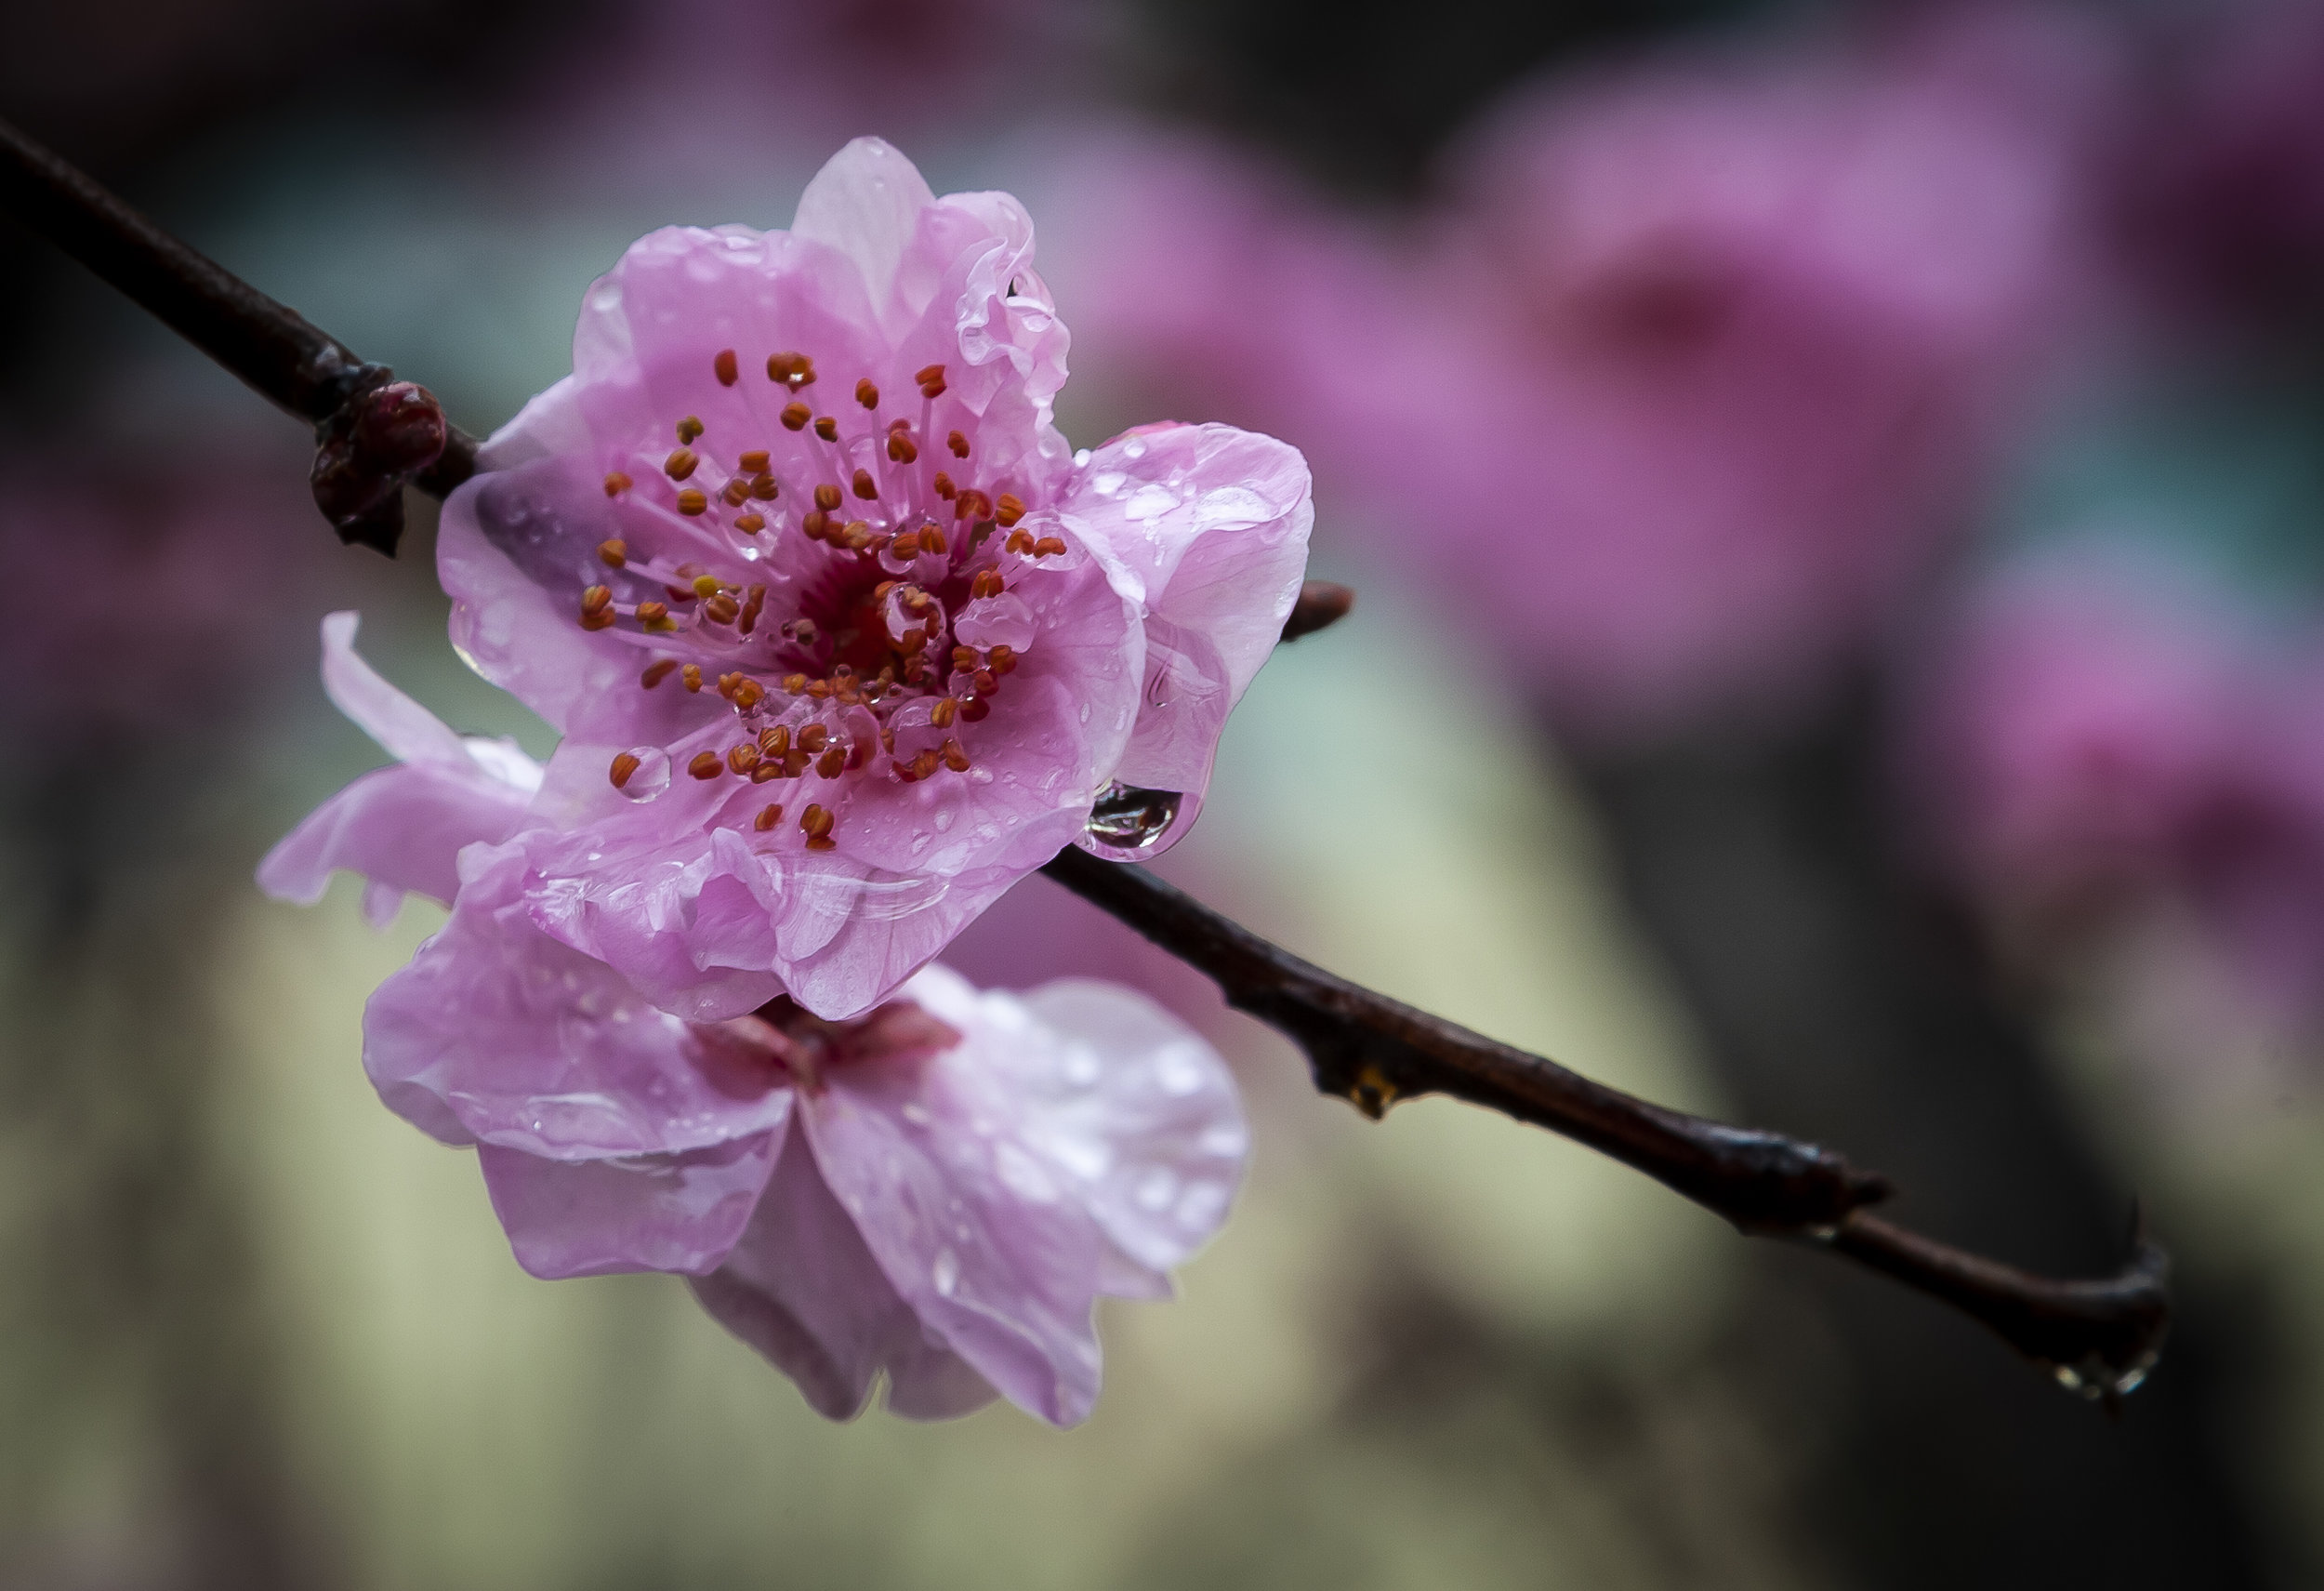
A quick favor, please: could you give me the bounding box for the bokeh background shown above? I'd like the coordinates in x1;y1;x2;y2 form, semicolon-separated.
7;0;2324;1584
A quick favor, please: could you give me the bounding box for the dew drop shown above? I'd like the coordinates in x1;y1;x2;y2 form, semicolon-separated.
615;747;671;801
1083;781;1183;858
932;1248;960;1296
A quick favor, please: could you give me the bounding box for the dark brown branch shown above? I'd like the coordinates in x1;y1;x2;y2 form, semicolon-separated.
0;114;475;552
1281;580;1354;641
1037;848;2167;1397
2;113;2168;1400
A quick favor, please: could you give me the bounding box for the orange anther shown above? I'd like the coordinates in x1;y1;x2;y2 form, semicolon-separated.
852;469;878;499
798;723;829;752
781;402;811;431
750;472;779;500
931;696;958;728
665;447;698;480
581;584;613;616
759;725;790;757
996;493;1025;527
816;746;845;778
948;430;970;457
597;538;627;567
754;803;785;831
813;416;838;442
609;752;642;789
813;483;842;511
681;662;703;692
933;471;956;498
802;509;829;541
676;416;705;444
734;512;765;535
640;658;680;689
887;432;918;463
921;525;948;555
1033;536;1067;557
721;479;750;507
603;471;633;497
714;349;739;386
727;742;760;775
855;378;879;409
941;737;971;773
738;449;770;473
689;751;724;780
676;489;708;516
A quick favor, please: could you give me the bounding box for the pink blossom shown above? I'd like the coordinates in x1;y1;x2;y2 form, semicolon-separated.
1908;548;2324;1048
1040;21;2099;740
435;138;1310;1019
260;615;1246;1425
1366;16;2098;737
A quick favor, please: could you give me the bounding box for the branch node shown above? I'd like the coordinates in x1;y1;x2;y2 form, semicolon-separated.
310;376;447;556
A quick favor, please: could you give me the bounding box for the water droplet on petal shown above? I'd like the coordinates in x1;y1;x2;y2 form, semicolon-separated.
616;747;671;802
1083;781;1183;858
932;1249;960;1296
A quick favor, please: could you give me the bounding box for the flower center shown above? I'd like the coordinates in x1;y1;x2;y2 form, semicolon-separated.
585;351;1071;852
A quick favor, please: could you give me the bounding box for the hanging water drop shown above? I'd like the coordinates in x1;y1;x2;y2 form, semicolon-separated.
1082;781;1183;857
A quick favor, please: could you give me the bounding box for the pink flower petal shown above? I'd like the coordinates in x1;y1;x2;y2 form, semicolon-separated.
479;1128;783;1279
690;1124;997;1421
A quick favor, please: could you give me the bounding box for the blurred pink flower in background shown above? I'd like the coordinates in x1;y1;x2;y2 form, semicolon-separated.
1907;546;2324;1088
264;615;1246;1427
1041;8;2110;741
0;442;317;741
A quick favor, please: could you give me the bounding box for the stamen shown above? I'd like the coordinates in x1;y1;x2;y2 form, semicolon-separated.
782;403;811;431
735;512;765;535
948;430;970;457
677;489;708;516
988;644;1018;675
706;594;741;625
996;494;1025;527
814;483;843;512
855;378;879;409
730;675;763;709
689;751;724;780
749;472;779;500
641;659;680;689
692;574;723;600
800;803;836;849
721;479;750;507
921;525;948;555
971;569;1004;600
816;746;846;778
739;449;771;473
961;697;991;723
750;762;784;784
842;521;874;551
814;417;838;442
681;663;703;692
754;803;785;831
798;723;830;753
597;538;627;568
852;469;878;500
714;350;739;387
933;471;956;498
931;696;958;728
609;751;642;789
941;737;971;773
887;431;918;464
767;351;816;390
759;725;791;758
603;471;633;497
740;584;764;632
1006;529;1035;554
916;363;947;399
581;585;614;616
1033;536;1067;557
677;417;705;444
802;510;830;541
783;673;808;694
727;742;760;775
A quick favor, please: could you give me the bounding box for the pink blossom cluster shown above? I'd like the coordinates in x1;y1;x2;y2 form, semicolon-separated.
260;140;1312;1423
